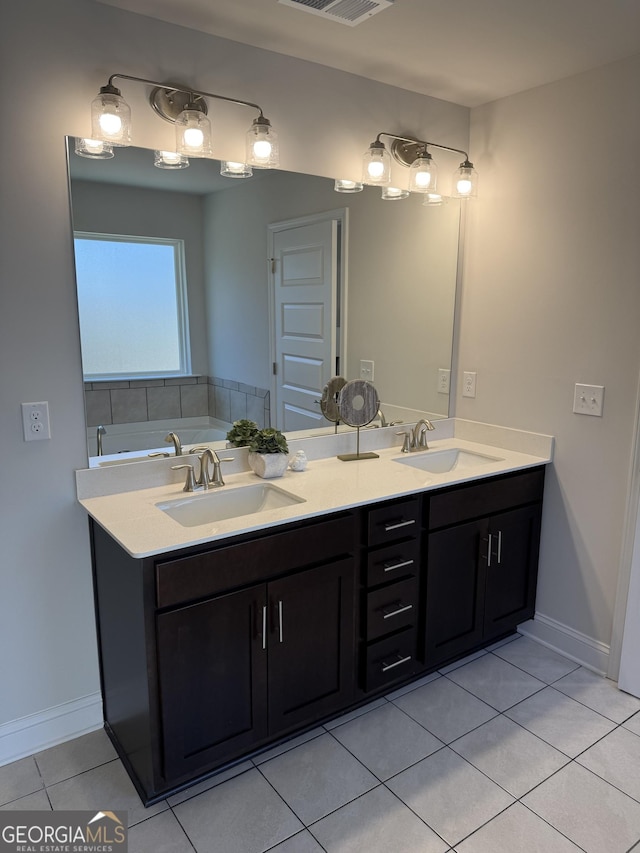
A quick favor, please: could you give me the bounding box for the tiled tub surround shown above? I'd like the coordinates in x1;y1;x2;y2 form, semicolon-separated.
84;375;271;430
3;636;640;853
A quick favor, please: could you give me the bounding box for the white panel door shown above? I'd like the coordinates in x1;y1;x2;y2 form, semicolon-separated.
272;219;338;432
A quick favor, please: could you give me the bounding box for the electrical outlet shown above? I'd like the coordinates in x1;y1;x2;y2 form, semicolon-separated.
573;383;604;417
437;368;451;394
360;359;375;381
463;371;477;398
21;402;51;441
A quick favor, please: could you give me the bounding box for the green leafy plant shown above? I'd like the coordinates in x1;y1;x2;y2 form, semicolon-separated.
249;427;289;455
226;419;259;447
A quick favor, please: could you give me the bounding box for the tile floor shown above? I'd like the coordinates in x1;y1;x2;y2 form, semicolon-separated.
3;634;640;852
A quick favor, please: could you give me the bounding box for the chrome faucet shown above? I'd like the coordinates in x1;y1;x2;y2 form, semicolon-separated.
96;425;106;456
164;432;183;456
197;448;235;489
397;418;436;452
413;418;436;449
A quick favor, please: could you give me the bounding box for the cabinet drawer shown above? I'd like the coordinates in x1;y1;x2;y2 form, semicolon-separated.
364;629;419;692
366;577;419;641
368;498;420;547
366;539;420;588
427;467;545;530
156;512;356;608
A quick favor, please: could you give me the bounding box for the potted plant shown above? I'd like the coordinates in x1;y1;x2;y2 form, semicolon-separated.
248;427;290;479
226;419;259;448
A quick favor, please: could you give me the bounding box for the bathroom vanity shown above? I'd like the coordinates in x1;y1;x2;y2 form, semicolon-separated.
79;427;552;804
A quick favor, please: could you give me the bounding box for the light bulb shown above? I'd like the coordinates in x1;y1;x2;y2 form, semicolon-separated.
91;86;131;146
246;117;279;168
368;160;385;179
415;171;431;189
154;150;189;170
453;160;478;198
176;105;213;158
381;186;409;200
160;151;182;164
362;140;391;185
74;137;114;159
457;178;472;195
183;128;204;149
409;153;438;194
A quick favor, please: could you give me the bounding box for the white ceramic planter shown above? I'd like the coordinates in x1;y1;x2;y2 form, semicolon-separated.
248;451;290;479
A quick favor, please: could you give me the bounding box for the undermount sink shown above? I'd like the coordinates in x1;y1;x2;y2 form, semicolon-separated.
157;483;306;528
393;447;503;474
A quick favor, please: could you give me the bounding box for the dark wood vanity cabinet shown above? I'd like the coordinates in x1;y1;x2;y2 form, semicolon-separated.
423;468;544;666
90;465;545;804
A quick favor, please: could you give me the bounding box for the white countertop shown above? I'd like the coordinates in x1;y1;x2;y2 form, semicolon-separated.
77;422;553;558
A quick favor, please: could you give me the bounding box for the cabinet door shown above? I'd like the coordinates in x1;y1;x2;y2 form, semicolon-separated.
424;519;486;666
268;557;356;733
157;584;268;780
484;504;541;640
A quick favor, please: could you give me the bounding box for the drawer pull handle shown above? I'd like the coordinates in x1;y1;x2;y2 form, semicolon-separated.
383;518;416;532
487;532;493;567
278;600;284;643
381;653;412;673
262;605;267;651
383;558;414;573
497;530;502;564
382;603;413;619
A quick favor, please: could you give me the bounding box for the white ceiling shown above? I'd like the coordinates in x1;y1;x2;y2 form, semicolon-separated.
93;0;640;107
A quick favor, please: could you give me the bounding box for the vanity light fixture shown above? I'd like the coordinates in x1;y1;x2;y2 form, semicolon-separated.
334;179;364;193
363;131;478;198
74;137;114;159
87;74;280;168
220;160;253;178
154;150;189;169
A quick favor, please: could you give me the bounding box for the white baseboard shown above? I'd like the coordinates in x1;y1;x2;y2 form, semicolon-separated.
0;693;103;767
518;613;610;676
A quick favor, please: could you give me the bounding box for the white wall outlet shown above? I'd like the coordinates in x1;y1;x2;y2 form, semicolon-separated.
359;359;375;381
437;368;451;394
462;371;477;398
21;401;51;441
573;383;604;417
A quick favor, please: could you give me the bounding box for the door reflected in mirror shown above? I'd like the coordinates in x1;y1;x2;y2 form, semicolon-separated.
67;140;460;464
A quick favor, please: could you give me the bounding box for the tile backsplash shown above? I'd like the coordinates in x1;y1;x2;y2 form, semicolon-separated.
84;376;271;429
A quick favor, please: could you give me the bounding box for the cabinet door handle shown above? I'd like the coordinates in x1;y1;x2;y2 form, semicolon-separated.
382;558;414;573
383;518;416;532
381;653;412;672
382;602;413;619
262;605;267;651
278;600;284;643
487;532;493;567
497;530;502;564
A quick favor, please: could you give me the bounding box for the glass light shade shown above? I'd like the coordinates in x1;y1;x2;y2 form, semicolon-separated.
176;107;213;158
221;161;253;178
246;117;279;168
453;161;478;198
154;150;189;170
91;89;131;146
409;154;438;193
381;186;409;200
74;137;114;160
422;192;446;206
334;179;364;193
362;142;391;185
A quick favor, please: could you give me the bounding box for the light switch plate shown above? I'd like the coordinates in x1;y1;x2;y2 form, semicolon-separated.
437;368;451;394
359;359;374;381
573;383;604;417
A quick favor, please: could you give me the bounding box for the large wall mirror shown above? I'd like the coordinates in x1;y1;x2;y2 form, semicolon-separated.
67;139;461;464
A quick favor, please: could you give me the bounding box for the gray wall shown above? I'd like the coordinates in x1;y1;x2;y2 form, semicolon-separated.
0;0;468;754
462;54;640;663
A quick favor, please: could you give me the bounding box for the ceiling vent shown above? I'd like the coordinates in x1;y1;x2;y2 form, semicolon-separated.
278;0;394;26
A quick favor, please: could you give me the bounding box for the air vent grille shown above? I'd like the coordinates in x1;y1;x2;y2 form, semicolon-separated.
278;0;394;26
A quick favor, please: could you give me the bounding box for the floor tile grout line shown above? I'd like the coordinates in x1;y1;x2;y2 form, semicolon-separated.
486;646;582;684
166;801;201;852
439;666;548;715
515;797;590;853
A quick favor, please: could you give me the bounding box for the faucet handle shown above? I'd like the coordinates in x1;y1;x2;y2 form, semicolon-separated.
396;431;413;453
209;452;235;488
171;464;197;492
